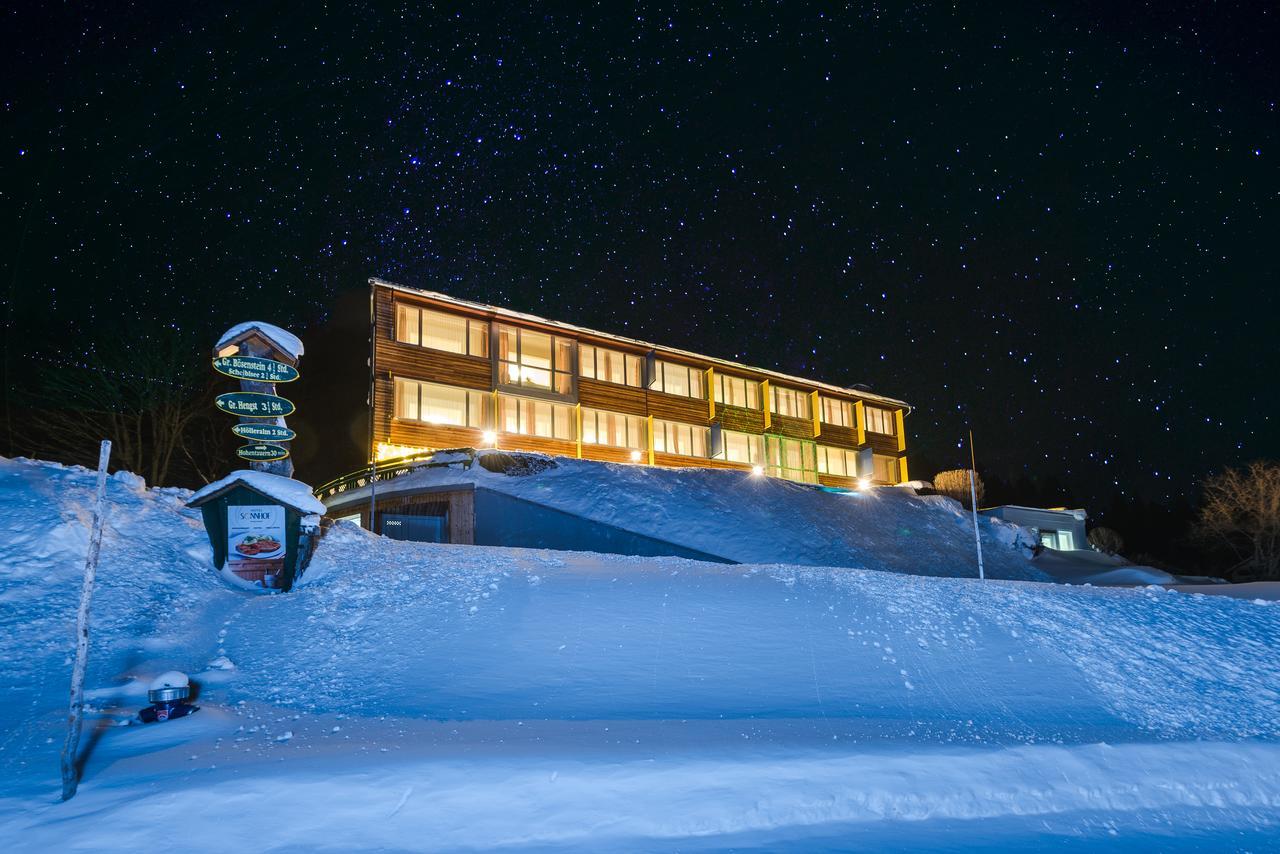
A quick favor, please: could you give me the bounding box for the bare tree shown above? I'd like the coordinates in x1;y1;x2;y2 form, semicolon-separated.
1088;527;1125;555
1194;461;1280;580
19;330;220;487
933;469;985;510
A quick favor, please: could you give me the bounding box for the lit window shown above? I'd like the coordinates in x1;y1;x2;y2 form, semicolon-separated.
872;453;899;483
652;360;706;399
866;406;896;436
771;386;811;420
497;394;576;441
723;430;764;464
497;325;574;395
817;445;859;477
394;378;491;428
653;419;708;457
395;305;489;357
765;436;818;483
820;396;852;427
714;374;761;409
579;345;643;387
581;408;645;450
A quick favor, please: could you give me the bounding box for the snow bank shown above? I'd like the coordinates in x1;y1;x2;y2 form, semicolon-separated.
335;451;1047;581
188;469;324;515
215;320;304;360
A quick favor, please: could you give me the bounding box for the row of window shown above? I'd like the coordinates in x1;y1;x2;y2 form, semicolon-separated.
393;304;896;434
392;378;899;480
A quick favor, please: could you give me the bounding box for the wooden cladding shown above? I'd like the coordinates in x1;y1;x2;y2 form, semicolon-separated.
578;378;648;417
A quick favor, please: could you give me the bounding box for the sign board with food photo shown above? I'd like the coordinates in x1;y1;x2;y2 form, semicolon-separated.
227;505;287;587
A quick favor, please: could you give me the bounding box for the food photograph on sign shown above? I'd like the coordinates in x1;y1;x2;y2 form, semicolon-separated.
226;505;286;588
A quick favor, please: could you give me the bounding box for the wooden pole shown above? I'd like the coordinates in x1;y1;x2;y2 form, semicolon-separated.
968;429;985;581
60;439;111;801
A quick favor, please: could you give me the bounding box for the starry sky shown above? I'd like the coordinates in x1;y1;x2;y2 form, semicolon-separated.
2;2;1276;517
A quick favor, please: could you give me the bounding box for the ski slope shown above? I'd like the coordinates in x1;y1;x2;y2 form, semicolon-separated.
1;456;1279;851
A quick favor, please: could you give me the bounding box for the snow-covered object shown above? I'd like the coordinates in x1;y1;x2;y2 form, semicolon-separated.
188;470;324;515
148;671;189;692
215;321;304;361
2;456;1280;850
332;451;1044;581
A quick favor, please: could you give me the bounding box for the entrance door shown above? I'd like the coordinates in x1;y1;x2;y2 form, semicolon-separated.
381;513;447;543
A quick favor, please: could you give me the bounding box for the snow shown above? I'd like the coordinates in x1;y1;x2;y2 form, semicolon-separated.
337;451;1046;580
215;320;304;360
2;455;1280;850
147;670;189;691
187;469;324;515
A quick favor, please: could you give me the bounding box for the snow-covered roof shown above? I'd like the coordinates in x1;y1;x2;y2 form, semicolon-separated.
188;470;325;515
216;321;304;361
371;278;911;412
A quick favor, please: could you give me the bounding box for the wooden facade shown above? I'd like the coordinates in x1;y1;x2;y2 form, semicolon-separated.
369;279;912;486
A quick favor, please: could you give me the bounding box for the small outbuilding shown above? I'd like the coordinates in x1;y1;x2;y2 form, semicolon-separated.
981;505;1088;551
187;470;325;590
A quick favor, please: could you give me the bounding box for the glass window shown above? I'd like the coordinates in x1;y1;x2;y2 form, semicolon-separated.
497;324;574;395
582;408;645;450
765;436;818;483
497;394;575;440
771;386;811;420
653;360;705;399
866;406;897;436
714;374;761;409
580;343;642;387
394;378;491;428
653;419;708;457
817;445;859;477
873;453;899;483
395;305;488;357
820;396;852;427
723;430;764;465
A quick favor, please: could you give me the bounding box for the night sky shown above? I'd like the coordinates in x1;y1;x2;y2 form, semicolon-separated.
3;3;1276;520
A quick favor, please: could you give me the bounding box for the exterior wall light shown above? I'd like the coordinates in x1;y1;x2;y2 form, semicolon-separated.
858;476;872;491
629;450;643;462
481;430;497;446
751;465;764;477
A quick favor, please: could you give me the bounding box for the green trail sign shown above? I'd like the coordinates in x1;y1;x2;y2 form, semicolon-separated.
213;355;300;383
236;443;290;461
215;391;296;419
231;423;297;442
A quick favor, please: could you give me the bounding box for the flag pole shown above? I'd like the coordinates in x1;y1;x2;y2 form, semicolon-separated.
968;429;985;581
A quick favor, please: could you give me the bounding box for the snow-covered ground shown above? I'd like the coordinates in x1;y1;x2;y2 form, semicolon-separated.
2;456;1279;851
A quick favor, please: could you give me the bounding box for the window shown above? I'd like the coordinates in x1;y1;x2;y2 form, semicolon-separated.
394;378;491;428
653;419;708;457
771;386;811;420
723;430;764;465
866;406;897;436
497;325;574;395
581;408;645;450
765;436;818;483
497;394;575;440
652;360;706;399
872;454;899;483
395;304;489;357
714;374;761;409
579;345;643;387
820;396;852;427
816;445;860;477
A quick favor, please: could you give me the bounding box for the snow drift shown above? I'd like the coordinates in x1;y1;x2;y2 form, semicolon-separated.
3;456;1280;851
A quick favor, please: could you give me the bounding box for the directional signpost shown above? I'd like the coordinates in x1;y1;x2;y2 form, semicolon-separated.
213;323;303;478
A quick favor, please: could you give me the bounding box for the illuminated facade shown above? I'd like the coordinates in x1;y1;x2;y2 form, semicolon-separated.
370;279;911;487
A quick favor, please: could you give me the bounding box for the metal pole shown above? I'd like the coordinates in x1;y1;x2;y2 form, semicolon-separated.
61;439;111;800
968;429;985;581
368;280;377;533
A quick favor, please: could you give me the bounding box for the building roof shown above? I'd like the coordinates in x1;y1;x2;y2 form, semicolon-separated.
371;278;912;412
188;470;326;515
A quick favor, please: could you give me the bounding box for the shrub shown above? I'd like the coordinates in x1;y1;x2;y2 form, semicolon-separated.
1087;527;1124;555
932;469;984;510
